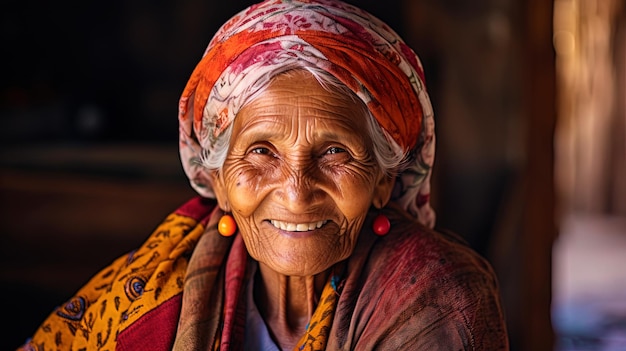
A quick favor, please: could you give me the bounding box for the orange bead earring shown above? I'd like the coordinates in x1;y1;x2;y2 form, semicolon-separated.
218;214;237;237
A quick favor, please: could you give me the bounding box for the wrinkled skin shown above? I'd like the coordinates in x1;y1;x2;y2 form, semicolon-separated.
210;70;394;349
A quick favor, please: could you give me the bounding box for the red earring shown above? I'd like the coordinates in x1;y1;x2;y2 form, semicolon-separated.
218;214;237;237
372;213;390;236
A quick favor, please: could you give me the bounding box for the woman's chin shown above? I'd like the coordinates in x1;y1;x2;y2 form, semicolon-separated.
248;221;353;276
257;253;336;277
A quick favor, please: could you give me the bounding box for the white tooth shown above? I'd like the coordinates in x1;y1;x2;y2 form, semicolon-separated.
270;220;327;232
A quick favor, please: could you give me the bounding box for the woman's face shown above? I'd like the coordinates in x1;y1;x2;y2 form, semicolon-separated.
212;70;393;276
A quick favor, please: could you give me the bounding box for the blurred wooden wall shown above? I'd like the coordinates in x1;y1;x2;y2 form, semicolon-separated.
554;0;626;216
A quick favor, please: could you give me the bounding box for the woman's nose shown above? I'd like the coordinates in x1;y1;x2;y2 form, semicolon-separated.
279;167;321;213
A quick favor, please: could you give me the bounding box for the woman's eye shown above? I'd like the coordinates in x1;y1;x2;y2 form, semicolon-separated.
251;147;271;155
326;147;346;155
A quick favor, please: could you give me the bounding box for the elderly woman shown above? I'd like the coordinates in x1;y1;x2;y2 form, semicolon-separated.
18;0;509;350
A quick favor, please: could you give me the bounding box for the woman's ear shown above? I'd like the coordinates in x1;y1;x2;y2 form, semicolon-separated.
209;170;231;212
373;172;395;209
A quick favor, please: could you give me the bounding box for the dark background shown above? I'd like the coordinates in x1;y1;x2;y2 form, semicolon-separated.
1;0;408;145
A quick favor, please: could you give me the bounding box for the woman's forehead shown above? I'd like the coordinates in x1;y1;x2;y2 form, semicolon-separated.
233;112;368;147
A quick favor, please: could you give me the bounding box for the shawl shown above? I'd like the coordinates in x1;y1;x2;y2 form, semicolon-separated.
17;197;509;350
178;0;437;228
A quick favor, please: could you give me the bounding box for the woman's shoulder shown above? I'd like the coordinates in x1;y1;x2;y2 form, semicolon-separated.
346;212;509;350
371;214;496;280
172;196;218;223
360;210;504;318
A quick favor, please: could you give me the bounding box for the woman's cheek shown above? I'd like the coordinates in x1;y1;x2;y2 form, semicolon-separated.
226;164;273;216
329;169;377;218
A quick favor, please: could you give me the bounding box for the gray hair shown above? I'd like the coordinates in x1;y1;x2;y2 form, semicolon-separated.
199;62;407;176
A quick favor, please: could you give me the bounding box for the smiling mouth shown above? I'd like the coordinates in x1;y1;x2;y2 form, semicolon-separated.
269;219;328;232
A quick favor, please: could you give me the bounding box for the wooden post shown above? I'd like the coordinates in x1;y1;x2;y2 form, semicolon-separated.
522;0;557;350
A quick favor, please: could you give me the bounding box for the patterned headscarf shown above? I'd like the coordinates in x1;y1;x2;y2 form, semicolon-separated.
178;0;436;228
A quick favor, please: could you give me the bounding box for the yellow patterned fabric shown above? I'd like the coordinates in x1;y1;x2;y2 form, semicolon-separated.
18;198;212;351
294;275;342;351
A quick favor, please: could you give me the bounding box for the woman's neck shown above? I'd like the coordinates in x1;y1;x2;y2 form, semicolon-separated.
254;263;330;350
